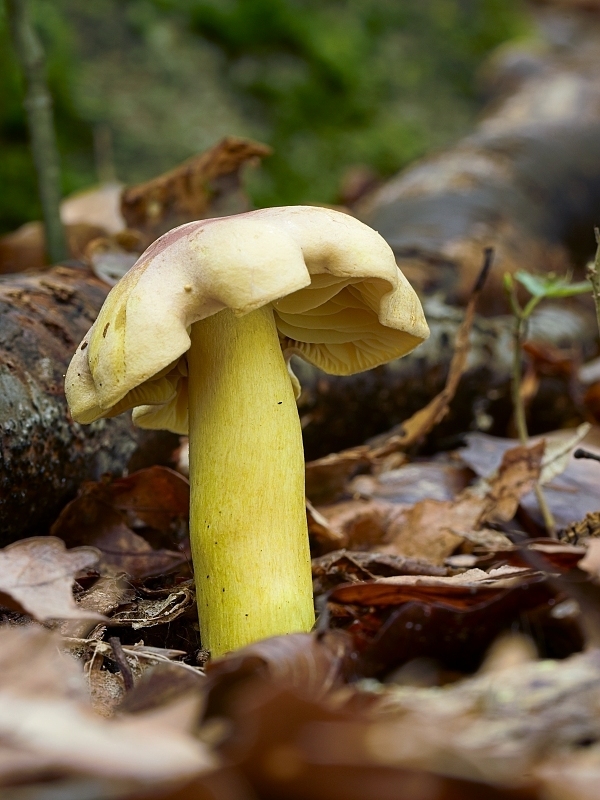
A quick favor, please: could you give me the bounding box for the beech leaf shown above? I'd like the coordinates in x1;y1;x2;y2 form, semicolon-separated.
0;537;105;622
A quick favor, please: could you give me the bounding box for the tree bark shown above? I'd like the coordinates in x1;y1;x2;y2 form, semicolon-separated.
0;265;177;545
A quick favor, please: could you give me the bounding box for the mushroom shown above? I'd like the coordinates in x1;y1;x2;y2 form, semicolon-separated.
65;206;429;656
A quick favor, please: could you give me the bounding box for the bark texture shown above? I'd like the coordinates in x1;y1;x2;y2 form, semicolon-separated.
298;298;595;460
0;265;176;544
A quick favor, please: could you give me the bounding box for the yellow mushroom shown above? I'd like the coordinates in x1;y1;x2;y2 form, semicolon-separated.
65;206;429;656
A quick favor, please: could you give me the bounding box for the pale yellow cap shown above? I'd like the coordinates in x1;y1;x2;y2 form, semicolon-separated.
66;206;429;434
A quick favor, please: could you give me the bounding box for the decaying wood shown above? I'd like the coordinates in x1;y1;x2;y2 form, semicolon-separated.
299;298;596;460
0;265;177;545
358;4;600;313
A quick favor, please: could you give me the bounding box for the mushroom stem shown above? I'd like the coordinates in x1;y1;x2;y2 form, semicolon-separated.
188;305;315;656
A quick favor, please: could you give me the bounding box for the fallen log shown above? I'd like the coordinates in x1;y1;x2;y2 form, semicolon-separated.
298;297;595;460
0;265;178;545
358;3;600;314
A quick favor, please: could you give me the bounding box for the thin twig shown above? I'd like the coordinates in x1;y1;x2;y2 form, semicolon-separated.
369;247;494;458
109;636;135;691
6;0;67;263
505;277;556;537
574;447;600;463
587;227;600;338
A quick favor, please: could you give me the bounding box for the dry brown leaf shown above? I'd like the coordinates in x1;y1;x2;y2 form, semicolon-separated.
306;498;346;546
111;583;195;629
317;499;405;551
50;468;189;580
536;746;600;800
0;537;104;622
205;664;539;800
330;566;540;608
121;136;272;238
61;574;136;639
577;539;600;579
0;626;213;788
349;462;472;505
86;229;146;286
305;447;371;505
0;220;107;274
460;428;600;529
109;466;190;534
206;632;351;701
312;550;446;595
385;441;544;564
360;648;600;788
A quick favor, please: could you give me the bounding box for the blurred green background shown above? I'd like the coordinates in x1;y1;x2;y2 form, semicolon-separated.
0;0;530;236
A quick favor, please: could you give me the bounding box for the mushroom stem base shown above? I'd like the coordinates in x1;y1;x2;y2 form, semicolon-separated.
188;306;314;656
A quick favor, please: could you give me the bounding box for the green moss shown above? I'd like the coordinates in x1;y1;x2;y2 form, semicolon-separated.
0;0;530;235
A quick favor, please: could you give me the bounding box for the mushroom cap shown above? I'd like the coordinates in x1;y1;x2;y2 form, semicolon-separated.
66;206;429;434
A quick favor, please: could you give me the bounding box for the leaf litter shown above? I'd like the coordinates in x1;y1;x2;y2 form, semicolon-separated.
4;166;600;800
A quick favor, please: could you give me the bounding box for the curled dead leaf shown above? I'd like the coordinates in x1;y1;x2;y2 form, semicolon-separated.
329;566;542;608
0;537;105;622
50;467;189;580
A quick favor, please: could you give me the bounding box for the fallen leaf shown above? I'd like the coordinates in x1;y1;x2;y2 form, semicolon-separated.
539;423;591;485
330;566;541;608
204;665;539;800
307;498;346;546
312;549;447;595
121;136;272;239
305;447;371;505
385;441;544;564
86;229;145;285
460;428;600;529
363;648;600;788
348;461;472;505
317;499;404;551
109;466;190;534
111;583;195;629
0;626;213;788
50;468;189;580
61;573;136;638
577;540;600;579
0;537;104;622
562;511;600;544
206;632;351;702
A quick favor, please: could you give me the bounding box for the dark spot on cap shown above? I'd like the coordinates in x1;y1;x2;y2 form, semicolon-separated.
80;342;88;351
277;401;282;404
102;323;110;338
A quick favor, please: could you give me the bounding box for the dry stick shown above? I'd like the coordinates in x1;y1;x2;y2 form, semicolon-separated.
109;636;135;691
588;228;600;338
574;447;600;464
506;281;556;537
6;0;67;263
369;247;495;459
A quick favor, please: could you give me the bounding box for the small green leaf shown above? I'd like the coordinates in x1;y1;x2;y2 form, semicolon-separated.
514;270;591;299
541;280;591;298
513;271;550;297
